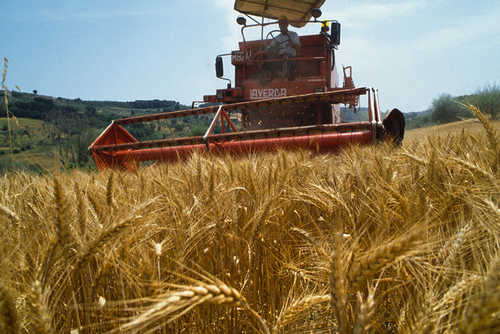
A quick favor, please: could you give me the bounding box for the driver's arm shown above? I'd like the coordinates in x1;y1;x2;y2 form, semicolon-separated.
289;32;301;53
267;38;276;49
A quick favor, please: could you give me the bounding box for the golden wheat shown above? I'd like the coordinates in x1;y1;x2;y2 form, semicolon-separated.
0;109;497;333
0;284;18;334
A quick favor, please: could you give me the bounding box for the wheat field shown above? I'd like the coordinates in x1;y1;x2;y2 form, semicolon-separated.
0;107;498;333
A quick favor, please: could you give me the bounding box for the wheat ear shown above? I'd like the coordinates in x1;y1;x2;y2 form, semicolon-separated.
458;256;500;333
74;183;87;240
462;103;499;174
353;287;376;334
73;216;135;275
349;230;420;291
438;223;471;268
28;280;55;334
53;178;73;249
0;203;19;225
330;231;349;333
401;151;428;165
106;172;115;209
433;275;482;314
272;294;330;333
74;197;156;276
433;274;482;331
113;282;270;334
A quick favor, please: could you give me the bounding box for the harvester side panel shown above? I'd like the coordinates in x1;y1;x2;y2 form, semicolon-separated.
233;34;332;101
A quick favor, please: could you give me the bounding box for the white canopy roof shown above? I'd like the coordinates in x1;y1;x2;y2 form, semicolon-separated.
234;0;326;27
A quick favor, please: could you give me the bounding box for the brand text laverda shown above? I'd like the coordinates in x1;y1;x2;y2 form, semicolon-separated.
250;88;287;99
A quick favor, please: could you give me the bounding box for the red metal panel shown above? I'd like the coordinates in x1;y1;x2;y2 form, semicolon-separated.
89;122;138;171
91;122;372;153
234;35;332;102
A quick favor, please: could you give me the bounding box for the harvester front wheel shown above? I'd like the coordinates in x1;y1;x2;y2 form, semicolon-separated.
382;108;405;145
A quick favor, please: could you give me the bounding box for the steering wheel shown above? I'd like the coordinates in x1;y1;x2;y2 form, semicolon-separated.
266;30;290;45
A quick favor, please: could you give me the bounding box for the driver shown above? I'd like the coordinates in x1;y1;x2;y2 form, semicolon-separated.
264;16;301;81
267;16;301;58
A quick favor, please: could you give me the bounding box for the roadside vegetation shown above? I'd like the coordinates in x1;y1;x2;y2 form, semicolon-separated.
0;105;498;333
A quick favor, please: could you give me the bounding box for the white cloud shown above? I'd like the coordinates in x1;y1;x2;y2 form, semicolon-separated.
215;0;242;51
322;0;429;29
412;6;500;51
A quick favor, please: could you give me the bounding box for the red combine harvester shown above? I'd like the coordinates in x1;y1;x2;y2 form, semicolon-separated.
90;0;404;171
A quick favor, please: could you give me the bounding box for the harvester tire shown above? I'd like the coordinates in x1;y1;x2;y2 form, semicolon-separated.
382;108;405;145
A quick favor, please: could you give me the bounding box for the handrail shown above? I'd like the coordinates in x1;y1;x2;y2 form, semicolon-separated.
203;105;224;141
250;56;327;64
240;19;337;43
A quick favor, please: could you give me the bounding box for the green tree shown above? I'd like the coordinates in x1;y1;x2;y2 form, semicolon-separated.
467;84;500;119
431;94;460;124
190;124;206;136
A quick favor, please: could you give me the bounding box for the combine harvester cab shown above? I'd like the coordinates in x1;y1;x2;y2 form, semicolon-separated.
89;0;405;171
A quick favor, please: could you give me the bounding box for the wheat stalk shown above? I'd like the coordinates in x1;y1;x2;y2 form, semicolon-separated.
1;57;15;168
449;156;498;183
0;284;18;334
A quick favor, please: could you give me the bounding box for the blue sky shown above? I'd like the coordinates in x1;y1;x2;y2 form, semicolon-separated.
1;0;499;112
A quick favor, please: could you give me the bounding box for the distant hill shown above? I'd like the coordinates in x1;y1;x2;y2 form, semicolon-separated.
0;91;210;172
405;110;431;119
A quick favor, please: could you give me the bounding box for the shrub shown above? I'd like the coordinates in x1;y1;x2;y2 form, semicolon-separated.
467;84;500;119
431;94;460;124
190;124;206;136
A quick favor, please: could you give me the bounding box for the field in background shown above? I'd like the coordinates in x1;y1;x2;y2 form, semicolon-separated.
0;113;498;333
405;118;500;141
